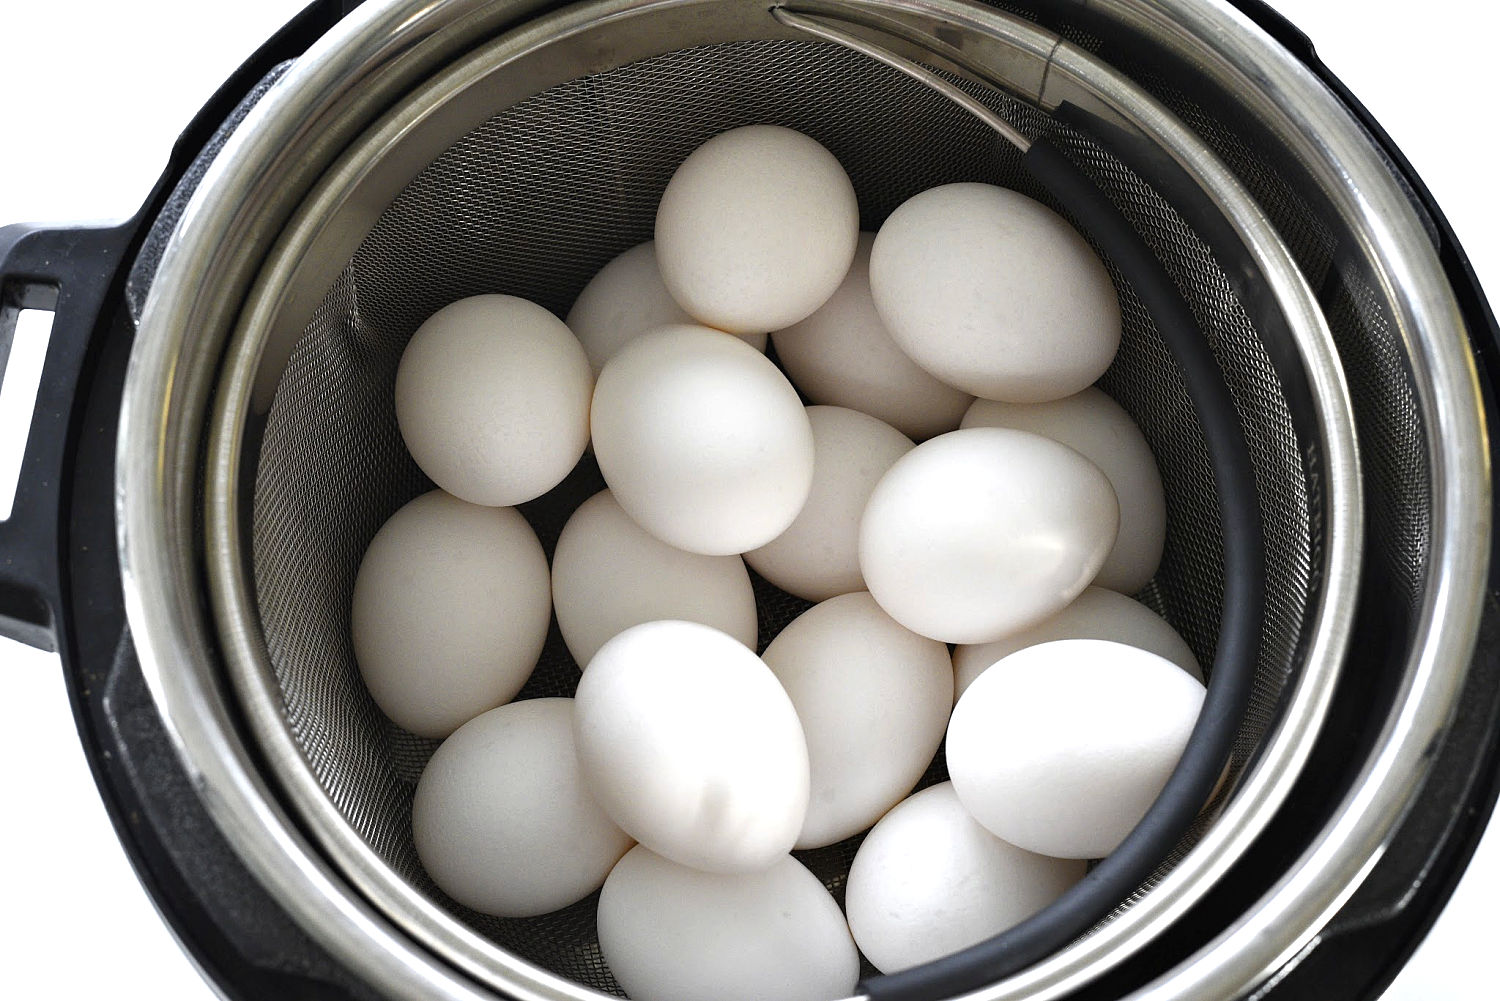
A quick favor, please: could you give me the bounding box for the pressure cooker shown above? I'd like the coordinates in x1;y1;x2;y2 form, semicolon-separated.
1;1;1496;999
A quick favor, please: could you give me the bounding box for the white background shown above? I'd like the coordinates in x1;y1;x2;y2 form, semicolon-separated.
0;1;1494;998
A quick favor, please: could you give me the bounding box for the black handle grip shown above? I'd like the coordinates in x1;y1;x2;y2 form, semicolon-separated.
0;222;134;650
863;136;1264;1001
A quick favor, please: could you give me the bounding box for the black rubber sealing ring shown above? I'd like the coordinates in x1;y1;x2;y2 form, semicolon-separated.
861;135;1266;1001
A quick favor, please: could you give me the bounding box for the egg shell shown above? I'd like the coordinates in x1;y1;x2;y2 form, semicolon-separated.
946;639;1206;859
870;183;1120;402
591;324;815;555
745;406;914;602
772;233;972;439
553;489;758;668
962;388;1165;593
351;490;550;738
394;294;592;506
573;620;810;873
412;699;632;917
845;783;1085;974
655;125;860;333
953;586;1202;701
859;428;1119;643
566;241;767;376
761;592;953;849
598;846;859;1001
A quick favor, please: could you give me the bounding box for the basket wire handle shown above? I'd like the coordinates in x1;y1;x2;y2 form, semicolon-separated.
771;8;1032;153
772;7;1266;1000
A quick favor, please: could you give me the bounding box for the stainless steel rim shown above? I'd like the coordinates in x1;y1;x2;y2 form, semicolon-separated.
116;2;1481;1001
204;0;1361;997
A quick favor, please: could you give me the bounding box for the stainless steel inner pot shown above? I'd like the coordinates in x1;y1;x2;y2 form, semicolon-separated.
117;1;1488;1000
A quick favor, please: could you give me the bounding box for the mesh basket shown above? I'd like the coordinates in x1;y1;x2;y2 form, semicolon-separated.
191;1;1397;997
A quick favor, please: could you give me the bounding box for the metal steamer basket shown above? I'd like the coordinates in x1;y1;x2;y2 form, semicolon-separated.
3;2;1498;1001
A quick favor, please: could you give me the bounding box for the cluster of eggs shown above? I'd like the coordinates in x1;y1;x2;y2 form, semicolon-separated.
352;125;1206;1001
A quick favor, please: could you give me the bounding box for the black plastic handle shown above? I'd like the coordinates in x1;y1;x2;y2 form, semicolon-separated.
863;136;1265;1001
0;222;135;650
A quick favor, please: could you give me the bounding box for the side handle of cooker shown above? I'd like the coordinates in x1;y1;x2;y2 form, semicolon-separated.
0;221;134;651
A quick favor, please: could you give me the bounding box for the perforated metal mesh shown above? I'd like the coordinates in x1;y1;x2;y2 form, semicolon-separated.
249;37;1336;992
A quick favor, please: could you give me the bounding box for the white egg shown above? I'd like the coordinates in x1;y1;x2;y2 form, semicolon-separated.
553;490;758;668
845;783;1084;974
869;183;1120;402
395;294;592;506
591;324;815;555
761;592;952;849
745;406;913;602
573;620;810;873
412;699;632;917
598;846;859;1001
565;241;767;375
947;639;1206;859
772;233;972;439
655;125;860;333
859;428;1118;644
962;388;1165;593
351;491;550;738
953;587;1202;700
